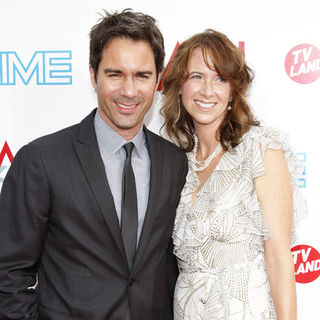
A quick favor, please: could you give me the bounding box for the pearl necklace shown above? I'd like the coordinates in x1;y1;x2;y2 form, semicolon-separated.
193;135;223;172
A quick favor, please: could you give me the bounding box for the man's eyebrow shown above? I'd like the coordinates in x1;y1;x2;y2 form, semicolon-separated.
104;68;122;74
136;71;153;76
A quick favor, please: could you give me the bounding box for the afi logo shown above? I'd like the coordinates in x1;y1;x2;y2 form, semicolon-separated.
0;141;14;183
0;51;72;85
285;44;320;84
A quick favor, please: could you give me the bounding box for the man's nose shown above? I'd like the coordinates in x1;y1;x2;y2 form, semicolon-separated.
120;77;137;97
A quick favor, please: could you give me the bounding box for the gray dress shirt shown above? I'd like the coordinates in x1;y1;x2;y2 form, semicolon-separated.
94;110;150;244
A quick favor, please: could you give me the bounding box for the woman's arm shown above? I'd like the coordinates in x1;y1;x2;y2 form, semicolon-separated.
255;148;297;320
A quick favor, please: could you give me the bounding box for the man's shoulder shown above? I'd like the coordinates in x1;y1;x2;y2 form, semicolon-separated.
9;121;82;170
30;122;80;150
30;110;95;150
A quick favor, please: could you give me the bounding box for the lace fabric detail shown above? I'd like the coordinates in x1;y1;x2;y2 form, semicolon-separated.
173;126;307;320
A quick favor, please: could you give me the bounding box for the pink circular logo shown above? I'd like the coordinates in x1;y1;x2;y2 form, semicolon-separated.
291;244;320;284
285;44;320;84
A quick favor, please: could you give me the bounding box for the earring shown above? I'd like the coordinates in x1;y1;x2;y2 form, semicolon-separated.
227;103;232;111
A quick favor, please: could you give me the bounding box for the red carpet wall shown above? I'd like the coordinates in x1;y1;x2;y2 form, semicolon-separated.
0;1;319;318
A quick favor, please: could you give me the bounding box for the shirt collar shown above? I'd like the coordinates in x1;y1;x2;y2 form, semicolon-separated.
94;110;145;158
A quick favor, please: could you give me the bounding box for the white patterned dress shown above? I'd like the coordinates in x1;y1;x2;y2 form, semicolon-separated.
173;126;307;320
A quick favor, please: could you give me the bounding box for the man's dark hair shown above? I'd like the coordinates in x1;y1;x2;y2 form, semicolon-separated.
89;9;165;80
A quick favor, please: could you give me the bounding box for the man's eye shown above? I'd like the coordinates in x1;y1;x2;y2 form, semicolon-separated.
137;74;149;79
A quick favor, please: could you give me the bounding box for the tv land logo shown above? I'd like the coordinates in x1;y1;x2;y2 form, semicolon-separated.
285;44;320;84
0;141;14;184
291;244;320;283
296;152;306;188
0;51;72;85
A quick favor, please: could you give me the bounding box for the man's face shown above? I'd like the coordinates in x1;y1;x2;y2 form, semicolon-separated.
90;38;159;140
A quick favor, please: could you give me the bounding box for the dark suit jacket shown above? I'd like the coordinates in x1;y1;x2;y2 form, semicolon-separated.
0;110;188;320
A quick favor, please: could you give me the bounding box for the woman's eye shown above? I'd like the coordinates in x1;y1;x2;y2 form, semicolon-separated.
216;76;226;82
191;74;201;80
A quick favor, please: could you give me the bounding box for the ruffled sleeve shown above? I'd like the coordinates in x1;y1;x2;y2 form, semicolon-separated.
245;126;308;244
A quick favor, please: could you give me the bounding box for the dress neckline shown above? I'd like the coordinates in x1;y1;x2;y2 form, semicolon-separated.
190;151;226;205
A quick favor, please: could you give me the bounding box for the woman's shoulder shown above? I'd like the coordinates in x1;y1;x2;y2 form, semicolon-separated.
230;125;297;181
242;125;285;142
236;125;304;192
237;125;290;153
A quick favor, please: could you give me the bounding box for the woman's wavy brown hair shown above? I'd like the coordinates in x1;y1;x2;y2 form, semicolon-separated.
161;29;259;152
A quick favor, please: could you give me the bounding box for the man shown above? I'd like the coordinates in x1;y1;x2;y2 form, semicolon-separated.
0;9;187;320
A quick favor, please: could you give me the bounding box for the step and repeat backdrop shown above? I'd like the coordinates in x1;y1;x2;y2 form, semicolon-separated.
0;0;319;318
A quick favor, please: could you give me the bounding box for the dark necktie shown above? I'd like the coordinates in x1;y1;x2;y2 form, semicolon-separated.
121;142;138;269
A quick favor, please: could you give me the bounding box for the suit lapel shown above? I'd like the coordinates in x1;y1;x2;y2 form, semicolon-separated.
133;127;162;270
73;110;126;261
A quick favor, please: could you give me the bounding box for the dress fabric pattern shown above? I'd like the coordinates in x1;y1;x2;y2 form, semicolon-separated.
173;126;307;320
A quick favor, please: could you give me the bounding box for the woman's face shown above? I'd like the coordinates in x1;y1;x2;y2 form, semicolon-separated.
180;47;232;132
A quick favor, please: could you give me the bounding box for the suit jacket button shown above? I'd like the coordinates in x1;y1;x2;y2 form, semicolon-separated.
128;278;136;287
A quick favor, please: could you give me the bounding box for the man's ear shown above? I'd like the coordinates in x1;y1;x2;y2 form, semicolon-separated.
89;66;97;89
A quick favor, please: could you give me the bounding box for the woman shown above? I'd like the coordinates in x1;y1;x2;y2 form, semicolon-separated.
161;30;306;319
